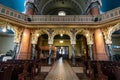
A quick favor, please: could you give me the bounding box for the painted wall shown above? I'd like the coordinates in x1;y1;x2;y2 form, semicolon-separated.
0;35;14;54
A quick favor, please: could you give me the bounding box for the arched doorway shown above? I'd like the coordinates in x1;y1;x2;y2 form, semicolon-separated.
36;34;49;62
75;34;88;61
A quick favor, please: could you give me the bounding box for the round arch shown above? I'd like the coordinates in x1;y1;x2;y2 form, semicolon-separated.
75;29;92;45
31;29;49;44
52;29;72;42
40;0;83;15
108;23;120;43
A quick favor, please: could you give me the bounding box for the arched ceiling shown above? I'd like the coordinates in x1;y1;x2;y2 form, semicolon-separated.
0;0;120;14
36;0;86;15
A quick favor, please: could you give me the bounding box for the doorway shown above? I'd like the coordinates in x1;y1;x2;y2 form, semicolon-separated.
56;46;69;59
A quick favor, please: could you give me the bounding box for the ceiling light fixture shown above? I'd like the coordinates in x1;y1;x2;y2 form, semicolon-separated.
60;40;63;43
60;34;63;37
86;34;88;37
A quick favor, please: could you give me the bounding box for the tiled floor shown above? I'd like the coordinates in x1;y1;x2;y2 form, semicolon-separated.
45;57;79;80
34;58;89;80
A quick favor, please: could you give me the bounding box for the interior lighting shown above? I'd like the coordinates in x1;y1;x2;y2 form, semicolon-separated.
2;28;7;32
59;40;63;43
23;33;26;36
99;33;102;36
36;34;39;37
58;11;66;16
60;34;63;37
86;34;88;37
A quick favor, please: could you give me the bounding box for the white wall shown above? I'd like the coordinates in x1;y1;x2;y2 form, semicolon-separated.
0;35;15;54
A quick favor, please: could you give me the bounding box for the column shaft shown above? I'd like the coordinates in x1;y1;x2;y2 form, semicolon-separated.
48;44;52;65
94;29;109;60
89;44;93;60
18;29;31;59
31;44;36;60
13;43;20;59
72;44;75;65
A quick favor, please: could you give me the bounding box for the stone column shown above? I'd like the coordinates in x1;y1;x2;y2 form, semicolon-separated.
105;39;113;61
13;43;20;59
31;31;39;60
88;44;93;60
107;44;113;61
18;29;31;59
94;29;109;60
48;44;52;65
17;1;35;59
31;44;36;60
72;44;75;65
47;29;54;65
13;30;22;59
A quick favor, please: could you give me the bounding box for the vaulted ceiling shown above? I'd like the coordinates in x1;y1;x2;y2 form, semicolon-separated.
35;0;87;15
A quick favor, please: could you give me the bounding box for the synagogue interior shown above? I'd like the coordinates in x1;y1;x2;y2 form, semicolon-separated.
0;0;120;80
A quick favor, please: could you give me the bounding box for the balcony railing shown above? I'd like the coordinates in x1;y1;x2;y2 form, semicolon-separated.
0;4;120;24
101;7;120;22
27;15;95;24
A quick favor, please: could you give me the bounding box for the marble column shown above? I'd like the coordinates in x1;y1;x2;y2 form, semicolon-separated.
13;43;20;59
107;44;113;61
48;44;52;65
94;29;109;60
72;44;75;65
18;29;31;59
31;44;36;60
88;44;93;60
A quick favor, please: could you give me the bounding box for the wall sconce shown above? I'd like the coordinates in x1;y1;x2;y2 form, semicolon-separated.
2;28;7;32
2;22;8;32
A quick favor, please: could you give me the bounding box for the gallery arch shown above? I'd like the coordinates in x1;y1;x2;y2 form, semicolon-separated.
106;23;120;61
0;22;23;61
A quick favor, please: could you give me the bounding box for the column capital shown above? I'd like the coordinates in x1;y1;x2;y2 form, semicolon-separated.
71;40;76;45
14;32;22;43
105;39;112;45
87;41;94;45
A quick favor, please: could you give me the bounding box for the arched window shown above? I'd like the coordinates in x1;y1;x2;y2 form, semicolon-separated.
58;11;66;16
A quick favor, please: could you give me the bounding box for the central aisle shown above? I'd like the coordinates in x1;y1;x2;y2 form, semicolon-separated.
45;58;80;80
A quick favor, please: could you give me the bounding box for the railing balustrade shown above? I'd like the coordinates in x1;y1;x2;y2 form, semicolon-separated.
0;4;120;24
